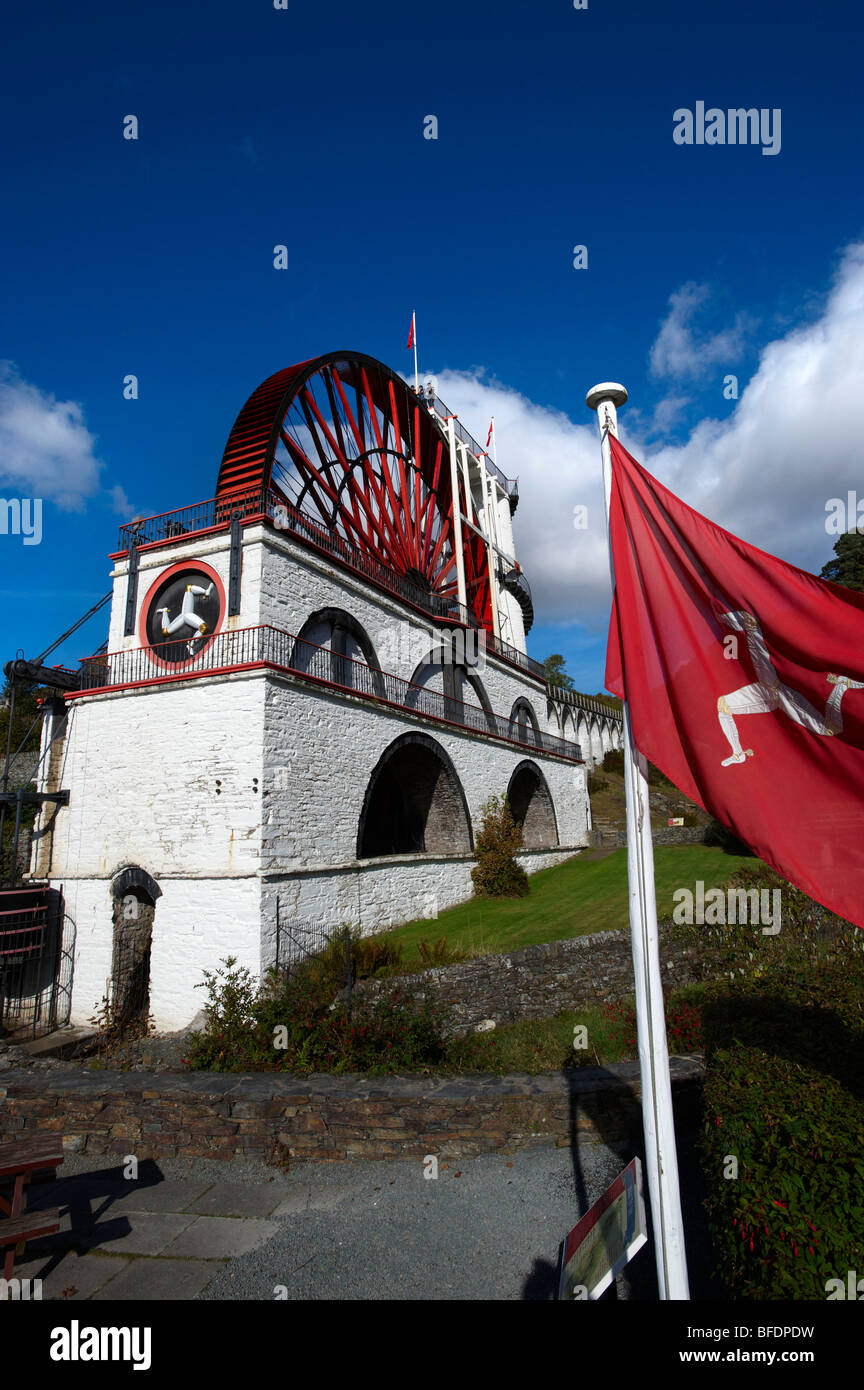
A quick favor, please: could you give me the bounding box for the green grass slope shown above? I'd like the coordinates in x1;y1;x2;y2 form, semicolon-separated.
383;842;756;967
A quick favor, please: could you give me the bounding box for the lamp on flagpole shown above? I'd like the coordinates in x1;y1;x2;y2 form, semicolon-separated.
586;381;690;1302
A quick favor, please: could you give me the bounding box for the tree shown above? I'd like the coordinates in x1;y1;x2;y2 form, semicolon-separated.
543;653;574;691
820;530;864;594
590;692;623;711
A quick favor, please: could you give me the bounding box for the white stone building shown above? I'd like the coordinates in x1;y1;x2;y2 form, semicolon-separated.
21;352;622;1031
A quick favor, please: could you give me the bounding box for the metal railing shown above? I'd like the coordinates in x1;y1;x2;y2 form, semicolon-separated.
117;490;479;631
412;386;519;499
487;632;547;681
77;626;583;762
117;487;271;551
548;686;625;722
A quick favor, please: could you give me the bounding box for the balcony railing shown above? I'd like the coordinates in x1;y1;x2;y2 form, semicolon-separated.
117;490;479;631
487;632;547;682
76;626;583;763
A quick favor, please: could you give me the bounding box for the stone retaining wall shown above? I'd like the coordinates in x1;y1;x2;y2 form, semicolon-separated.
0;1058;703;1163
353;923;715;1035
594;826;710;849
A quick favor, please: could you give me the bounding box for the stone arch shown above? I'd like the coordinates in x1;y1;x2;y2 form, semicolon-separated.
575;711;591;765
601;721;613;756
109;865;159;1033
508;696;542;747
588;716;605;767
357;732;473;858
506;760;559;848
546;698;568;737
408;651;495;731
292;607;385;697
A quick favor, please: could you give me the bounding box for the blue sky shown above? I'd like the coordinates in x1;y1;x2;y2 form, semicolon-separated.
2;0;863;691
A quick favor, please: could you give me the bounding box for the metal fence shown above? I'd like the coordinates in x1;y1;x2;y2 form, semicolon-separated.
271;910;355;1010
78;626;583;762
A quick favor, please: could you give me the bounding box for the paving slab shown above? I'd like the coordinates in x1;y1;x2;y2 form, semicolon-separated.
270;1182;364;1217
87;1211;196;1256
92;1258;225;1301
114;1179;213;1213
163;1216;281;1260
186;1182;283;1218
271;1189;313;1216
8;1250;132;1301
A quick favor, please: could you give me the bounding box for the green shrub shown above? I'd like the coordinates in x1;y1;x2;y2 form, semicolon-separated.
291;926;403;995
185;954;448;1074
701;1047;864;1298
587;773;608;794
686;872;864;1297
471;795;529;898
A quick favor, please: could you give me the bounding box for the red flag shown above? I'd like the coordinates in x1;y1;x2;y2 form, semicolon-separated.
485;419;494;448
605;435;864;929
406;313;415;350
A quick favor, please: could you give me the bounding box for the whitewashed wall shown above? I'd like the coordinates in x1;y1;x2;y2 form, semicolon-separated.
41;522;597;1031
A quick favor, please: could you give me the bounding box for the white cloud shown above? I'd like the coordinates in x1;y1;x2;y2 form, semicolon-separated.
649;281;750;380
0;364;102;509
429;241;864;639
110;483;142;517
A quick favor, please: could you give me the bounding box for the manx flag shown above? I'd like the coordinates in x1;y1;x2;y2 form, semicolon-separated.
605;435;864;929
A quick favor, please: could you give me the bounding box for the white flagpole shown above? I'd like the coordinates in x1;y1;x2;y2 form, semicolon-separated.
586;381;690;1301
412;312;419;393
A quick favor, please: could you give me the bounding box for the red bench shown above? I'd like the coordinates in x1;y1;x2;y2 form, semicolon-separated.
0;1134;64;1280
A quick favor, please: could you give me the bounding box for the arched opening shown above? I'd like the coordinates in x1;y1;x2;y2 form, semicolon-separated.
506;761;559;849
357;733;473;858
509;696;542;747
407;653;495;731
575;713;590;752
589;717;605;767
110;867;160;1034
292;607;385;697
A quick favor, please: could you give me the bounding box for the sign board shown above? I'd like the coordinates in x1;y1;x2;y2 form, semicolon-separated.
558;1157;648;1300
668;817;684;826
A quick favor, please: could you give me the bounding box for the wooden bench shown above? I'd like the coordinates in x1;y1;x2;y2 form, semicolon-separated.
0;1134;64;1279
0;1209;61;1279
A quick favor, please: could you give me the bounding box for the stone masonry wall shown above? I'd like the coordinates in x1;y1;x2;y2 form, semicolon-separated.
353;923;717;1036
0;1058;703;1163
595;826;711;849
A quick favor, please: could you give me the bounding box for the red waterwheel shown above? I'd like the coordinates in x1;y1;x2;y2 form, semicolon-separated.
216;351;492;629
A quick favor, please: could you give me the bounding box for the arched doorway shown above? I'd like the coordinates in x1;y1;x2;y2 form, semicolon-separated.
357;733;473;858
109;867;160;1034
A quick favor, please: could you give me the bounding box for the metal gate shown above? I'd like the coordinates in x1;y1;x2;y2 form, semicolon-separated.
0;885;73;1040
